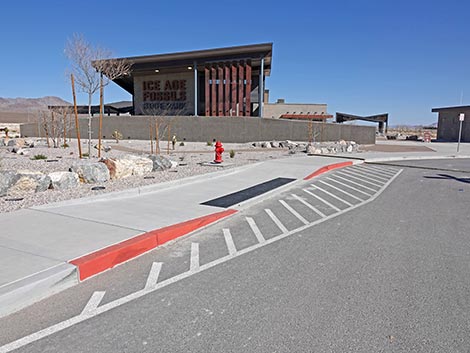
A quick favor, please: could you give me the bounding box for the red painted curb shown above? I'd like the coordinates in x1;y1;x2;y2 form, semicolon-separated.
70;209;237;281
303;161;354;180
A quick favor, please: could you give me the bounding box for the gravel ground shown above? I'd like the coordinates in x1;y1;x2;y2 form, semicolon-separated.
0;139;296;213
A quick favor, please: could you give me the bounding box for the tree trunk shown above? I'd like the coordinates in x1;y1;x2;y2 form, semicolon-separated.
88;92;92;156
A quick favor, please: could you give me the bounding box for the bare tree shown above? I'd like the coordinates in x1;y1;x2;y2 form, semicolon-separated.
142;103;183;155
39;107;73;148
65;34;131;156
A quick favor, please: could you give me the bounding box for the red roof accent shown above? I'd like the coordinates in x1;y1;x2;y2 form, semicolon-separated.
280;114;333;120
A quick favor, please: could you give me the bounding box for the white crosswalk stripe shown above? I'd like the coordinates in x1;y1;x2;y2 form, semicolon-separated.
291;194;326;218
265;208;289;233
329;175;376;193
309;184;353;206
279;200;309;224
303;188;341;212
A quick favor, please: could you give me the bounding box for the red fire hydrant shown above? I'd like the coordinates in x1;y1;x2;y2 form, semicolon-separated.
214;140;224;163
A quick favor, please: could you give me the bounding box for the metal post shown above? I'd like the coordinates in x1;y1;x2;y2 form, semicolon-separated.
194;62;198;116
457;113;464;153
259;57;264;117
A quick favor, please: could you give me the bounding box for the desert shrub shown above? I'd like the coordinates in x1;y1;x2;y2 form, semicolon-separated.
207;141;213;146
112;130;123;143
229;149;235;158
31;154;47;160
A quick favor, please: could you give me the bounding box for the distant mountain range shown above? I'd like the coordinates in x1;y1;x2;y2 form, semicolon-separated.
0;96;71;113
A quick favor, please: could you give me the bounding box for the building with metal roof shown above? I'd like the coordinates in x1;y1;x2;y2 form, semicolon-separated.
432;105;470;142
97;43;273;117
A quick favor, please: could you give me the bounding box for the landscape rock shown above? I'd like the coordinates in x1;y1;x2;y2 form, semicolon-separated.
347;145;353;153
0;171;21;197
270;141;280;148
306;144;315;155
261;142;272;148
0;138;5;147
16;148;29;156
70;162;110;183
7;138;25;148
148;154;177;171
49;171;80;190
8;171;51;194
100;159;117;179
101;155;153;179
321;147;329;154
94;144;112;152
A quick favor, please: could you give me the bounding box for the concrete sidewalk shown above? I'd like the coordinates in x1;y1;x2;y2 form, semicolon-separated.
0;155;356;317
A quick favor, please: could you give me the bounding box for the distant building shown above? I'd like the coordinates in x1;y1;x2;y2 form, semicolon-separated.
432;105;470;142
336;112;389;134
263;98;332;121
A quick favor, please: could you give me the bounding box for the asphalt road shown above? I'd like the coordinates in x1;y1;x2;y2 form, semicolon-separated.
1;159;470;352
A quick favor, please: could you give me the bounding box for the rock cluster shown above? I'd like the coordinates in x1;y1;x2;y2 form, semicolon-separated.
0;153;177;197
252;140;359;155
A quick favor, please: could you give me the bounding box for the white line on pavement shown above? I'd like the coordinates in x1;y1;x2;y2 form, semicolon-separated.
325;177;373;196
246;217;266;243
318;180;365;202
303;189;341;212
341;169;388;184
364;165;397;175
81;291;106;316
329;175;377;193
144;262;162;291
349;167;390;181
223;229;237;255
309;184;353;206
265;209;289;234
291;194;326;218
0;170;404;353
336;171;382;188
190;243;199;272
279;200;309;225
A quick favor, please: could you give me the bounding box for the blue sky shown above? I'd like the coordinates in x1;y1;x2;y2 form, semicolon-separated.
1;0;469;125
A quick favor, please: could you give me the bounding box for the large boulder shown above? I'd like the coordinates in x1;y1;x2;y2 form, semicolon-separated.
48;171;80;190
7;138;25;148
147;155;177;171
0;171;21;197
100;155;153;179
70;162;110;183
306;144;315;155
8;170;51;195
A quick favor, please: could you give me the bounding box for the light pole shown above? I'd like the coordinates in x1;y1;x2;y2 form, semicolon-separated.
457;113;464;153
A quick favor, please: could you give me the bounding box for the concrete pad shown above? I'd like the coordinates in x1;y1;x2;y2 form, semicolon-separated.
0;247;63;287
35;156;350;232
0;209;141;261
0;263;77;318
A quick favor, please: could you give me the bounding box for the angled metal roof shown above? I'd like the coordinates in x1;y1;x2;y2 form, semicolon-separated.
336;112;388;123
95;43;273;94
431;105;470;112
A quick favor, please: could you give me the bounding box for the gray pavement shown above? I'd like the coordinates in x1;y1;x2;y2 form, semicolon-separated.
0;141;469;319
1;159;469;352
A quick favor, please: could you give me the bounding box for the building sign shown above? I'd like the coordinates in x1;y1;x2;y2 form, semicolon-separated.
134;72;194;115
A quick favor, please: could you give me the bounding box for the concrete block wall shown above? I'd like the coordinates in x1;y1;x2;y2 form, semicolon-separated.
20;115;376;144
436;108;470;142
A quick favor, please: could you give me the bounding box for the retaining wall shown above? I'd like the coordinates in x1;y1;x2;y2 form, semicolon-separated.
20;115;376;144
